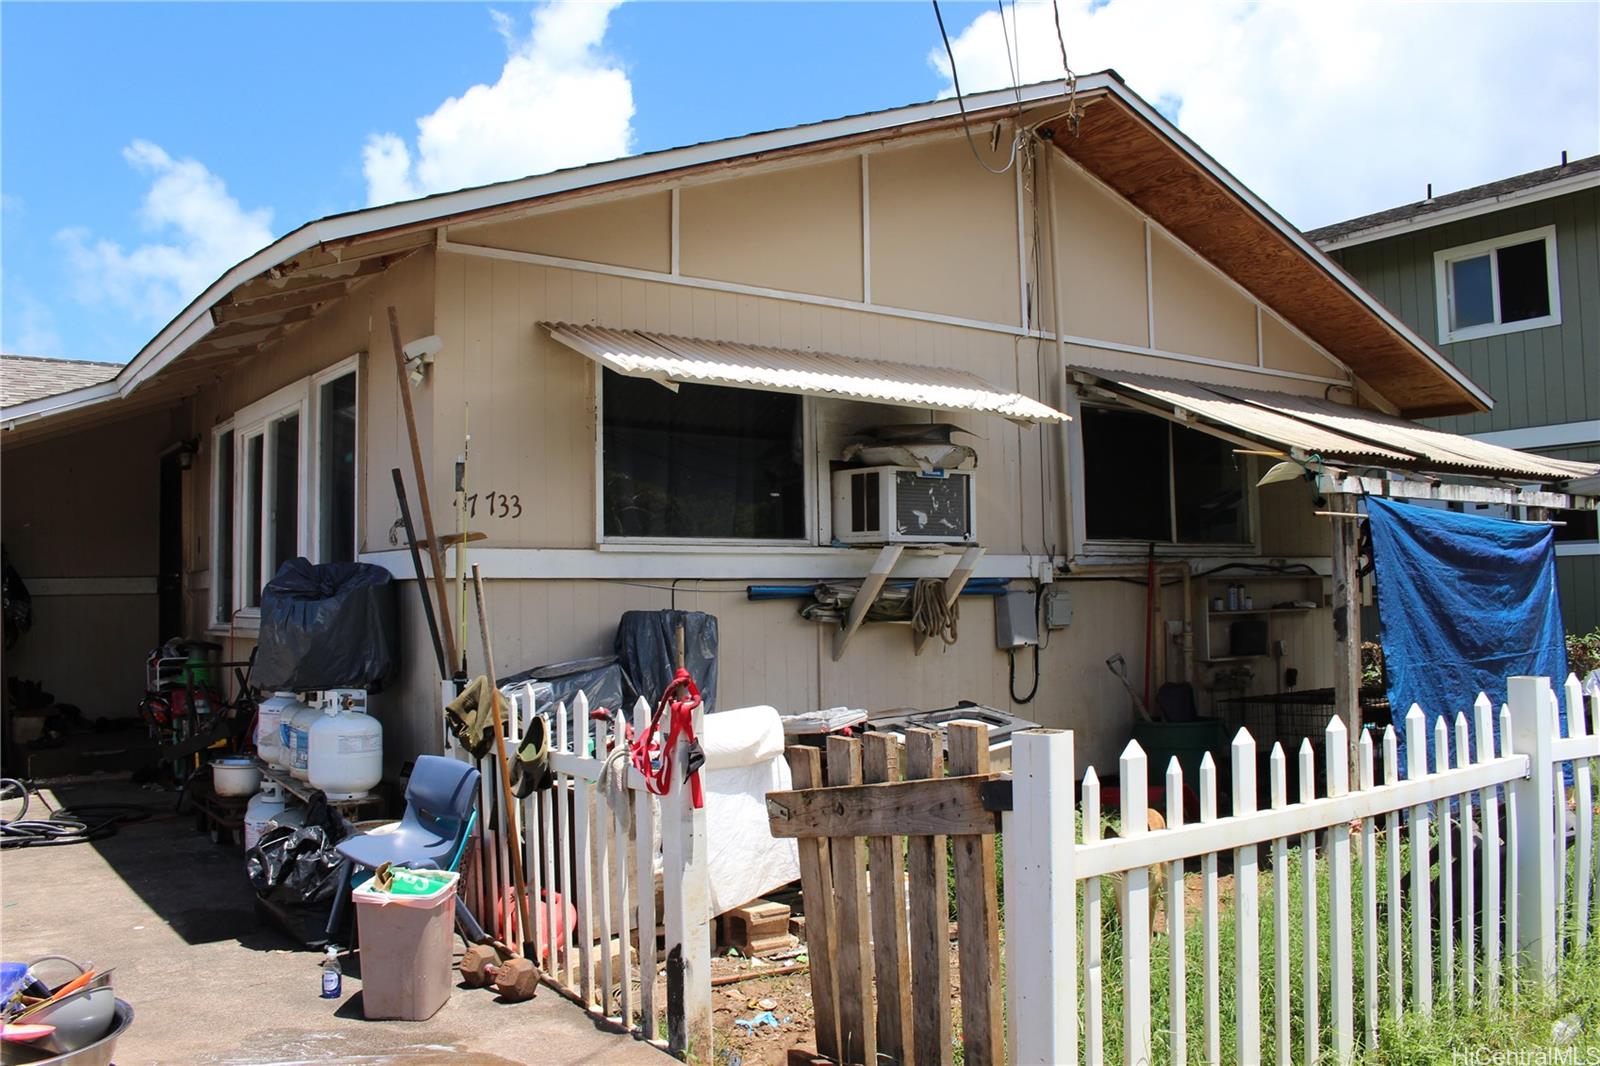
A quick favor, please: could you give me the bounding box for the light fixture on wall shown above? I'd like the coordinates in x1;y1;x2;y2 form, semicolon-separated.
161;437;200;471
402;335;443;387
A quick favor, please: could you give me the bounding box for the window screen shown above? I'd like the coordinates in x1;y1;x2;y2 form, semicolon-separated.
602;370;805;540
1449;254;1494;330
243;433;264;607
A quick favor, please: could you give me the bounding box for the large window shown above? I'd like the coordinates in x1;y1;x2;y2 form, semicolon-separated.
1434;226;1560;343
601;370;806;541
1081;407;1250;545
211;360;358;625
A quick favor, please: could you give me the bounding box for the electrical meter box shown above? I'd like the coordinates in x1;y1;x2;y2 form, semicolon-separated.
994;589;1040;649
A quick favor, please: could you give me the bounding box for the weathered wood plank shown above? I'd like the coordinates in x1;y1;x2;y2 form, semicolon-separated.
903;730;954;1066
948;724;1002;1066
827;736;877;1066
764;774;1004;839
786;746;841;1062
862;734;913;1065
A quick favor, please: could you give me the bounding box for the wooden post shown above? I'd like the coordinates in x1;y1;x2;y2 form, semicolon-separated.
387;305;457;672
663;675;712;1057
1002;729;1077;1066
1509;676;1558;988
1330;495;1364;765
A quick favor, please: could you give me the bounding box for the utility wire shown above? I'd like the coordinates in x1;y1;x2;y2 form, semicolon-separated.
932;0;1020;175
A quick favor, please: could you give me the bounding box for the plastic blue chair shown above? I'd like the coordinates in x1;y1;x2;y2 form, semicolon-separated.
325;755;479;942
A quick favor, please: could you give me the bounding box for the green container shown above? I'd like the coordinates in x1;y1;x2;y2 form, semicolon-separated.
1131;719;1229;792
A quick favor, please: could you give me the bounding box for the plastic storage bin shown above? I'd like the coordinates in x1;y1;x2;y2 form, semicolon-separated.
352;871;458;1020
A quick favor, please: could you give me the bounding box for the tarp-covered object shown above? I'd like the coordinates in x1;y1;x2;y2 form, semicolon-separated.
615;610;719;712
1368;498;1567;772
255;559;398;691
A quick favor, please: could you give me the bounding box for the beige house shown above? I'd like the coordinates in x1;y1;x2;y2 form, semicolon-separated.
4;75;1593;775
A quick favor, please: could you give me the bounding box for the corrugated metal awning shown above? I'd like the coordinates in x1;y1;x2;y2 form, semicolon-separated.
545;323;1069;424
1076;369;1598;483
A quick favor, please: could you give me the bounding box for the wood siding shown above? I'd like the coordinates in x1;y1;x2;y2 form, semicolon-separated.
1328;188;1600;436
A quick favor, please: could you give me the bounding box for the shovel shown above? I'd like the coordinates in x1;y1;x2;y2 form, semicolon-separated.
1106;654;1155;722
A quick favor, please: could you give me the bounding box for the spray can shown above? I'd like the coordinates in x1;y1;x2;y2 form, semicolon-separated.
320;946;342;999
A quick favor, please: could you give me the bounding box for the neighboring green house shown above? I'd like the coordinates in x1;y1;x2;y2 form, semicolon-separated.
1309;155;1600;632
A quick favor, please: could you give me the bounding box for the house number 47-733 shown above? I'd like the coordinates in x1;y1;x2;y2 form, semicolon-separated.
464;492;522;520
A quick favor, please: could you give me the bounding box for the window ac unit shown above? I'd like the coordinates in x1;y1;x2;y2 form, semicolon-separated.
832;466;977;545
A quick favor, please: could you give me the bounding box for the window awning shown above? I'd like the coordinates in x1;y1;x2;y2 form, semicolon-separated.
1075;369;1599;483
545;323;1069;425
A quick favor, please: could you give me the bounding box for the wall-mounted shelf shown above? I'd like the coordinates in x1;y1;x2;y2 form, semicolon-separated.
831;543;986;661
1201;573;1325;662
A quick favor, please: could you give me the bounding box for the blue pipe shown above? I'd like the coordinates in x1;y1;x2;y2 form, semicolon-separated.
746;578;1011;601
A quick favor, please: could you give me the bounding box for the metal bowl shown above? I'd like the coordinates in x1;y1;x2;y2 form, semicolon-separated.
1;998;131;1066
13;987;115;1056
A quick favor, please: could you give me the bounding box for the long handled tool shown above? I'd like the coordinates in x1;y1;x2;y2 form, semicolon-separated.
388;305;458;674
470;564;534;951
392;468;447;680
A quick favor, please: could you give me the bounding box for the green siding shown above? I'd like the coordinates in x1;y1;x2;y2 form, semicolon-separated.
1558;555;1600;635
1329;187;1600;434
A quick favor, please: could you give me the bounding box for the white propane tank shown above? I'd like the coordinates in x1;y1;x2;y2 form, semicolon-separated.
244;781;288;851
276;694;309;771
256;692;297;767
288;704;320;780
266;803;308;834
307;690;382;801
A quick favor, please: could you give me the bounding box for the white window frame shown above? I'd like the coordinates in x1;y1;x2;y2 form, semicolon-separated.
1071;400;1259;558
593;364;818;548
210;357;360;631
1433;224;1561;344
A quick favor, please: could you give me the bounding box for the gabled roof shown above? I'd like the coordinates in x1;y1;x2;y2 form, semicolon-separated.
1;73;1491;432
0;354;123;407
1309;154;1600;249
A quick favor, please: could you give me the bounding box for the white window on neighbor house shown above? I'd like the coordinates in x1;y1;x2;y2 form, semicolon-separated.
1078;405;1253;548
597;368;810;544
1434;225;1561;344
210;358;359;627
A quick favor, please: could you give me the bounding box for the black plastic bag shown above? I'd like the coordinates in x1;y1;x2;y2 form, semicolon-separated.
498;655;627;717
614;610;719;712
255;559;397;691
247;820;347;905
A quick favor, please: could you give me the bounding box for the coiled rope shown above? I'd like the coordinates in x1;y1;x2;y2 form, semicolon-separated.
910;578;959;647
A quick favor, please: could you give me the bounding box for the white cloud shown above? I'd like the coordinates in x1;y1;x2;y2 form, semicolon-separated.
57;140;273;324
930;1;1600;228
6;291;65;358
363;2;634;205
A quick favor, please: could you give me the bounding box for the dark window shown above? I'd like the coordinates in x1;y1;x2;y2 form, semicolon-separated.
1083;408;1171;541
318;372;358;563
244;433;264;607
1555;508;1598;545
602;371;805;540
270;414;299;578
1496;239;1551;323
215;430;234;622
1083;407;1249;544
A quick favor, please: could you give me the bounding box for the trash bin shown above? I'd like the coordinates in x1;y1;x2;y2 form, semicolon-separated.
352;870;458;1020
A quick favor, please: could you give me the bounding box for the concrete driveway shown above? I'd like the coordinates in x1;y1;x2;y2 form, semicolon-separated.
0;779;670;1066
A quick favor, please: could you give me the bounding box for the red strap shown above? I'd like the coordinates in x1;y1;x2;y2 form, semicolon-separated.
628;668;705;808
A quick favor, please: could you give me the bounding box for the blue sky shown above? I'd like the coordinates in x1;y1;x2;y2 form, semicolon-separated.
4;1;1597;364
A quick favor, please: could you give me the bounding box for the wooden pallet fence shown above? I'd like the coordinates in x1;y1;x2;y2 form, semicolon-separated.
768;724;1007;1066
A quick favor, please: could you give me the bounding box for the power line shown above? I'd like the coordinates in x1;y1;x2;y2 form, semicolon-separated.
931;0;1020;175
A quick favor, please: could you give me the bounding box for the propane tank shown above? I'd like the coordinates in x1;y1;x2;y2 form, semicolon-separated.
244;780;289;851
288;704;320;781
256;692;297;767
308;689;383;800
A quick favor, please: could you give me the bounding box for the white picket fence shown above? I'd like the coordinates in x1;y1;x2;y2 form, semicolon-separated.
445;682;714;1058
1003;673;1600;1066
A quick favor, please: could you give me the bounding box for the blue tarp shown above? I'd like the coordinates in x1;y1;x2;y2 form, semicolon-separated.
1367;497;1567;775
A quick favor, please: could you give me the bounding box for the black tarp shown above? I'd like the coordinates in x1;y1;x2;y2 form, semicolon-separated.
254;559;397;691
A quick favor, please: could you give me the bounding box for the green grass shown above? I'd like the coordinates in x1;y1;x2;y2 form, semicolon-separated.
1079;809;1600;1065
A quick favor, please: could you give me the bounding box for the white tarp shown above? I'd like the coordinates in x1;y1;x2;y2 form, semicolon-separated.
700;705;800;916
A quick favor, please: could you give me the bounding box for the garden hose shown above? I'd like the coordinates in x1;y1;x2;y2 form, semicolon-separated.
0;778;153;849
